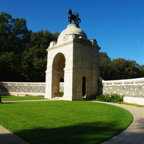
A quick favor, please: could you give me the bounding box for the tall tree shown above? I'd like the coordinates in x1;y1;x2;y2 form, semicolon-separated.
99;52;144;80
0;12;32;81
112;58;141;79
0;12;32;53
99;52;116;80
21;30;59;81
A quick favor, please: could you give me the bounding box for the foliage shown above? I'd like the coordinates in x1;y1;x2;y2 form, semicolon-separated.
99;52;116;80
96;94;124;103
0;12;59;82
0;12;32;53
0;12;32;81
21;30;59;81
99;52;144;80
59;92;64;97
0;101;132;144
0;11;143;82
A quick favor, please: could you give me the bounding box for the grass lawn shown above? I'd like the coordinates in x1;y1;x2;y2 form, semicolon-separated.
0;101;132;144
117;102;144;107
1;95;45;101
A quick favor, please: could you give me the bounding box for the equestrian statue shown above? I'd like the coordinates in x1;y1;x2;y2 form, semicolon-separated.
68;9;81;27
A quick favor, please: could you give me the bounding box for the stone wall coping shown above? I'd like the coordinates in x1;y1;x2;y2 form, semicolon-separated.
102;77;144;84
0;82;45;84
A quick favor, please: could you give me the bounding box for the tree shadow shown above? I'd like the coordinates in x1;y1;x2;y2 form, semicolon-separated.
0;82;10;96
13;121;131;144
0;133;30;144
0;102;15;104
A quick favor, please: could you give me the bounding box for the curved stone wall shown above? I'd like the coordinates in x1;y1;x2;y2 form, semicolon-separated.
102;78;144;97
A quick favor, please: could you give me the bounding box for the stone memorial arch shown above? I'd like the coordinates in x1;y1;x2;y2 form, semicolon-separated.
45;9;101;100
45;23;101;101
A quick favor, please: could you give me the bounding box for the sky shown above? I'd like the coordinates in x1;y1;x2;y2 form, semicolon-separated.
1;0;144;65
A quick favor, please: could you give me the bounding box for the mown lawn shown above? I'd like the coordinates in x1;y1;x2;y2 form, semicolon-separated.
0;101;132;144
1;95;45;101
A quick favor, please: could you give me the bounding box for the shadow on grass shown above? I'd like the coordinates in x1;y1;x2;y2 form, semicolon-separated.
0;102;15;104
14;121;131;144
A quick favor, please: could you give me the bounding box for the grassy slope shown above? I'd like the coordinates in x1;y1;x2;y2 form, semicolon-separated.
0;101;132;144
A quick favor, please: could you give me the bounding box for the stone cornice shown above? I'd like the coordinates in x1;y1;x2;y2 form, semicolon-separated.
46;39;101;52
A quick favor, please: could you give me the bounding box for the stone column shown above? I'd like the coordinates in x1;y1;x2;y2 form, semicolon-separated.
72;69;83;100
45;71;52;99
63;69;73;100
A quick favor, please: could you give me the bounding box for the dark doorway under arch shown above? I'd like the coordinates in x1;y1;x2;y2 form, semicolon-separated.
60;77;64;82
82;76;86;96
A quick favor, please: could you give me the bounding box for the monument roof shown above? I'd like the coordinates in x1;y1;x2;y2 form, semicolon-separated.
58;23;87;39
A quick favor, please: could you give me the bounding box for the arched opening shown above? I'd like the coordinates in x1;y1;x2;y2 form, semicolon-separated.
82;76;86;97
52;53;65;98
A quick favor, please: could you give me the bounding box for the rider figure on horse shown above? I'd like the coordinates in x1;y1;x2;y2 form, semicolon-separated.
68;9;81;27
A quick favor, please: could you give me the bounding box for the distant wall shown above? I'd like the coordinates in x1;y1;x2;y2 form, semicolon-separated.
0;82;46;96
102;78;144;98
1;78;144;105
0;82;64;96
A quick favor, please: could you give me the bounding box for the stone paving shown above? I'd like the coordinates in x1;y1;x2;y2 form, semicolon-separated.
92;101;144;144
0;125;30;144
0;100;144;144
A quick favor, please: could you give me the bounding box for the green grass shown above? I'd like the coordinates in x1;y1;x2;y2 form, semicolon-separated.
95;94;144;107
0;101;132;144
116;102;144;107
1;95;45;101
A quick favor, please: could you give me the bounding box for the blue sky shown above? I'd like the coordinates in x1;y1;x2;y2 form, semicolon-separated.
1;0;144;65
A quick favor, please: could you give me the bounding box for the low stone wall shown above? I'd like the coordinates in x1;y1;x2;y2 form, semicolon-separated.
102;78;144;97
102;78;144;105
1;78;144;105
0;82;46;96
123;97;144;105
0;82;64;96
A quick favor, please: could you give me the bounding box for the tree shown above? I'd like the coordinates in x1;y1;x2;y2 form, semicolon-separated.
0;12;32;53
0;12;59;82
99;52;144;80
99;52;117;80
0;12;32;81
21;30;59;81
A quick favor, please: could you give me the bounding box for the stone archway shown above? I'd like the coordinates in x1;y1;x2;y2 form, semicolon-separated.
52;53;65;98
45;23;101;100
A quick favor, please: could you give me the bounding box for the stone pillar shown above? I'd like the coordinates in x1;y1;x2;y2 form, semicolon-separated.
63;69;73;100
45;71;52;99
72;69;83;100
91;71;98;96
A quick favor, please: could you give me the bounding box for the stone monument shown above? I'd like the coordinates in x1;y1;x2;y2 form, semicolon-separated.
45;10;101;100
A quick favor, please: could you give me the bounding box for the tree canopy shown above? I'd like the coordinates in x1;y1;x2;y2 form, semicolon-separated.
21;30;59;81
0;12;143;82
0;12;59;82
99;52;144;80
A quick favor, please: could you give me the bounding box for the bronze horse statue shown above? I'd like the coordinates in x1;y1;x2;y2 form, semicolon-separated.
68;9;81;27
